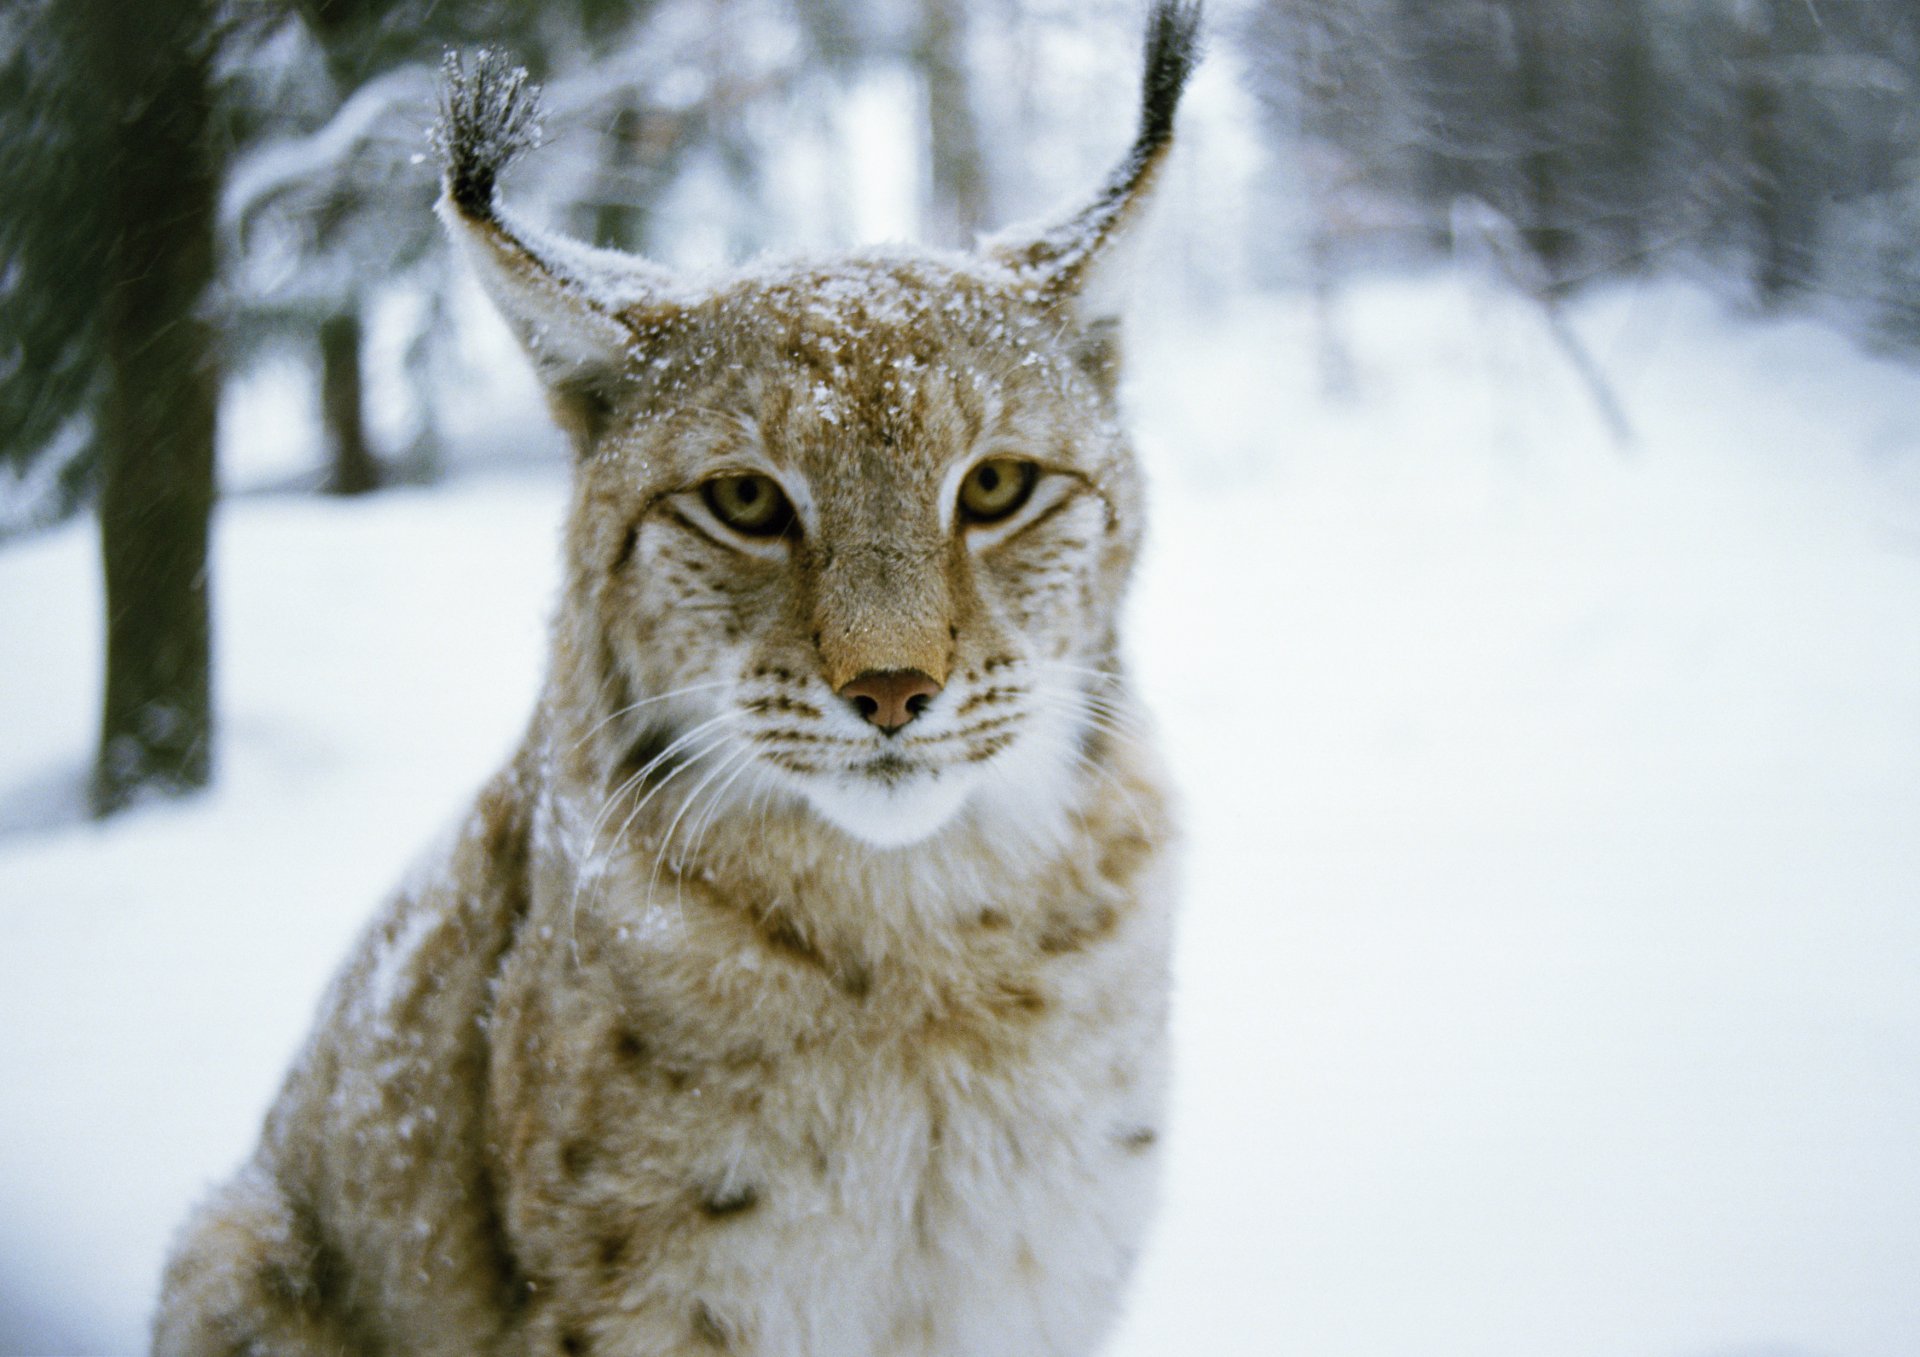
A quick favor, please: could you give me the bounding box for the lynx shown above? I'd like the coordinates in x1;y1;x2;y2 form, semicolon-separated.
154;6;1199;1354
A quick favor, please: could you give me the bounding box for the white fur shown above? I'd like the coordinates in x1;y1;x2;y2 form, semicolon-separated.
802;767;979;848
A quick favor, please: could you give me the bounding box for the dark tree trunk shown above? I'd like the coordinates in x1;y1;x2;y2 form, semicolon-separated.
1737;8;1794;305
1513;3;1575;288
320;307;380;496
1607;0;1654;265
84;0;220;816
916;0;991;247
1391;0;1436;187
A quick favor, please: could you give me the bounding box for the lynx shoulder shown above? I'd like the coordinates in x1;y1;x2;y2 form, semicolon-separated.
154;6;1200;1354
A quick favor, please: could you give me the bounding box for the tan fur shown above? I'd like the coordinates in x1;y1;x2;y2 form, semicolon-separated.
156;17;1195;1354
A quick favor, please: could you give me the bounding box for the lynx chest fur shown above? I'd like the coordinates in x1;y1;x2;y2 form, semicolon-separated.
154;6;1200;1356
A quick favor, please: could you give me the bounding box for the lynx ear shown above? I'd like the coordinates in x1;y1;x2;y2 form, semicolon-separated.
984;1;1202;399
433;51;676;447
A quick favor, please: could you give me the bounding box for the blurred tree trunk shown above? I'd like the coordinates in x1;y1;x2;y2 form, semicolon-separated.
320;307;380;496
588;104;651;252
1607;0;1654;266
84;0;221;815
1736;2;1793;305
915;0;990;247
1513;3;1574;288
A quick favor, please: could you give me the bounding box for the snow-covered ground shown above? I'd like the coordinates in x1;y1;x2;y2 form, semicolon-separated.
3;272;1918;1355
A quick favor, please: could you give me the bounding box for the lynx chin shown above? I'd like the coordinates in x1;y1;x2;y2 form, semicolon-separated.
154;5;1200;1353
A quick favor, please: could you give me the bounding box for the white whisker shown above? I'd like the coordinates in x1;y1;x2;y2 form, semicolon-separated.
1025;690;1151;747
569;678;737;754
680;752;764;876
1063;744;1155;842
568;717;740;965
580;710;738;859
1038;660;1127;690
646;744;759;915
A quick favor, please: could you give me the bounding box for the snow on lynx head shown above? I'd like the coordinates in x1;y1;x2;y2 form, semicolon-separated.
437;8;1198;851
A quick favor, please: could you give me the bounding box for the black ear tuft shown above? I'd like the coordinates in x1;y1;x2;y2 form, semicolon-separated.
985;2;1204;298
431;49;545;221
1139;1;1204;153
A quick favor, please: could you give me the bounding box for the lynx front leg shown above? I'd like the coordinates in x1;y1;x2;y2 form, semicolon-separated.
152;1163;361;1357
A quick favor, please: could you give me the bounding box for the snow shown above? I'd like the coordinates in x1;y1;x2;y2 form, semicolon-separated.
3;272;1920;1355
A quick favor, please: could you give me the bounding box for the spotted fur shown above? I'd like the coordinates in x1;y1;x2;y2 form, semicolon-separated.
154;6;1198;1354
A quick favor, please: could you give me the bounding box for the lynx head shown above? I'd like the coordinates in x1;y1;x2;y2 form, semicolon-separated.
435;5;1201;850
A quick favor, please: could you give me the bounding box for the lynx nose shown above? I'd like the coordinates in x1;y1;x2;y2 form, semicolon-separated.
839;669;942;735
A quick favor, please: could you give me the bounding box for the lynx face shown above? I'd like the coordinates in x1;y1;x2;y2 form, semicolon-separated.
436;21;1188;852
567;258;1143;847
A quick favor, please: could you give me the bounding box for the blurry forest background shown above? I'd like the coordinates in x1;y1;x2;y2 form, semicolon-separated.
9;0;1920;809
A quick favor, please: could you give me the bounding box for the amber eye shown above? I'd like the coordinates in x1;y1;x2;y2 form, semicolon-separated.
957;458;1038;525
702;473;795;538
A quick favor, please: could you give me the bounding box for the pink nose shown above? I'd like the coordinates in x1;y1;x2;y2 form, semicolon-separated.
838;669;942;734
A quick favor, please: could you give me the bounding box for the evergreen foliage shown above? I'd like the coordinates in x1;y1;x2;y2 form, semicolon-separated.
0;1;119;517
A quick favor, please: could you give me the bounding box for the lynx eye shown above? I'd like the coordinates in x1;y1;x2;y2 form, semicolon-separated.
957;458;1038;525
701;473;794;538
